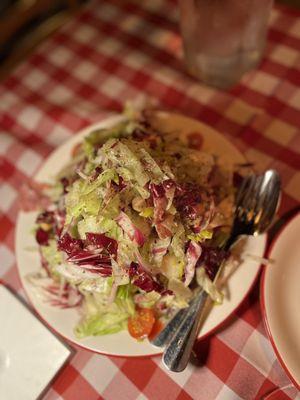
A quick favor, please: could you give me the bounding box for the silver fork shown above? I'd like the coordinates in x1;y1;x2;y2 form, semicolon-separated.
152;170;281;372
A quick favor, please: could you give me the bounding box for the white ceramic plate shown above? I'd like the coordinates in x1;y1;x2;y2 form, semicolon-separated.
16;112;266;357
0;284;71;400
261;213;300;389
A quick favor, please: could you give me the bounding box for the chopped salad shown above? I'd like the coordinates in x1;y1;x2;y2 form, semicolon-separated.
27;110;242;340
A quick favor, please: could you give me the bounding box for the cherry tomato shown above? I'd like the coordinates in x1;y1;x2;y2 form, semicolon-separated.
187;132;203;150
148;320;163;341
128;308;155;339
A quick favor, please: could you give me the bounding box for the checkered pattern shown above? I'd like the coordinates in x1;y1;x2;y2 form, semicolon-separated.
0;0;300;399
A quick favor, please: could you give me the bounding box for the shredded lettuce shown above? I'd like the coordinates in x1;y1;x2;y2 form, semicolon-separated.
117;284;131;299
100;217;123;240
196;267;223;304
79;277;113;294
64;180;85;222
75;311;128;337
64;169;119;224
77;215;101;239
134;291;161;308
77;214;123;241
161;253;184;280
139;207;154;218
111;259;130;286
167;278;193;308
41;240;63;271
116;284;135;315
102;194;120;219
102;140;149;184
187;230;213;242
100;139;151;198
171;224;185;260
150;236;171;267
83;121;130;159
117;238;138;267
65;180;101;223
54;263;103;285
84;169;119;195
75;284;135;338
138;147;164;182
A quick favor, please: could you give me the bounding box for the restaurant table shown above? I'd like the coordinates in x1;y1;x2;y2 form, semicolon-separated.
0;1;300;399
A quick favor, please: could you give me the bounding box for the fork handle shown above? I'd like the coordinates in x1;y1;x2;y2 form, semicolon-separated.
151;295;200;347
151;306;189;347
162;290;208;372
155;230;240;371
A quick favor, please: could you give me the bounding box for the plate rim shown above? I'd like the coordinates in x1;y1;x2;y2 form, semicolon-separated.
260;211;300;390
15;112;266;358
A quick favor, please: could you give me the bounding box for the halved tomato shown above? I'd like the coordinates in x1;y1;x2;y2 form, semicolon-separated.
128;308;155;339
148;319;163;341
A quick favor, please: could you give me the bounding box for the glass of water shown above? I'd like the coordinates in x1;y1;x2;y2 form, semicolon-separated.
179;0;273;89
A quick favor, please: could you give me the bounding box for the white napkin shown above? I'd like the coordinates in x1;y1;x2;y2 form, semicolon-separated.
0;285;71;400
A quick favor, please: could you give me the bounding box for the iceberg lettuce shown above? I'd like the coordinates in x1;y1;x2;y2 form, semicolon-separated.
75;283;135;338
196;267;223;304
134;291;161;308
187;230;213;242
161;253;184;280
41;240;62;268
77;215;102;239
171;224;185;260
167;278;193;308
116;284;135;315
100;139;151;198
79;276;113;294
65;169;119;224
75;312;128;337
83;121;131;159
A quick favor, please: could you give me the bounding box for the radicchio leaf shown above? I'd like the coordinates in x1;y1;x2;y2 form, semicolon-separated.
175;183;214;229
129;262;163;293
27;272;82;308
36;211;55;225
151;237;171;265
155;214;174;239
197;246;230;281
67;251;111;265
116;211;145;246
36;228;50;246
184;241;202;286
85;232;118;257
150;181;175;239
57;233;83;256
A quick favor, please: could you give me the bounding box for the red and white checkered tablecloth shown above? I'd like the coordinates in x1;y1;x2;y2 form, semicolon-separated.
1;0;300;399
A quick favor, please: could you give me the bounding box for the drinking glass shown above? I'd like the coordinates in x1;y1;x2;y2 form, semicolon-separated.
179;0;273;89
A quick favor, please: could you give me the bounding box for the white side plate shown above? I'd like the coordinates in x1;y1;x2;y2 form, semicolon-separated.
261;213;300;389
0;284;71;400
16;112;266;357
